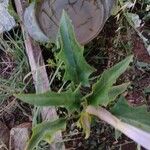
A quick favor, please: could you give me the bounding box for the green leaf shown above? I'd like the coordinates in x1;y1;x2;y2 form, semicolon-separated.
144;87;150;94
127;13;142;28
77;112;91;139
108;82;130;103
14;90;79;110
8;1;19;21
88;55;133;106
114;129;122;141
26;118;66;150
57;10;94;86
111;97;150;132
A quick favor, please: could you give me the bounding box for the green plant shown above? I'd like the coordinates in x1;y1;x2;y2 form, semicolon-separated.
0;29;29;103
115;0;150;55
15;11;150;150
8;1;19;22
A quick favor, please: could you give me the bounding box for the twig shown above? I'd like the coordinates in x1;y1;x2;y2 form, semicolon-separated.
14;0;65;149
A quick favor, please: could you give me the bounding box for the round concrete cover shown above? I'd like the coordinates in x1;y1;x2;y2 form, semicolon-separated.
36;0;105;44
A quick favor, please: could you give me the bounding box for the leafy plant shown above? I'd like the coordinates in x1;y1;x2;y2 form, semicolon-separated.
15;11;150;150
26;118;66;150
111;97;150;132
117;0;150;55
8;1;19;21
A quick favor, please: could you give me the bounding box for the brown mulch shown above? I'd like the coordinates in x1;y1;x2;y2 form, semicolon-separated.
132;34;150;64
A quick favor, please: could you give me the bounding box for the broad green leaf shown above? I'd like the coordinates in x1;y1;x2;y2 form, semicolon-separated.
108;82;130;103
14;90;79;110
57;11;94;86
26;118;66;150
88;55;133;106
111;97;150;132
77;112;91;139
144;87;150;94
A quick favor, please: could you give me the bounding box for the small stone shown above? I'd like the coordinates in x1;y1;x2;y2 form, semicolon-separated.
9;123;32;150
0;0;16;33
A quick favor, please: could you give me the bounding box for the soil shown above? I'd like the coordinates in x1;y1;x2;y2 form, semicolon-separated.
125;68;150;105
132;34;150;63
0;51;15;79
64;120;138;150
0;121;10;150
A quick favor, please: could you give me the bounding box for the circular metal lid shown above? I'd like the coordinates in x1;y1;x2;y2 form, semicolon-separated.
35;0;105;44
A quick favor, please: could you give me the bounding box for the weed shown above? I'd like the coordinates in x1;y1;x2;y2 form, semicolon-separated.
0;28;30;116
14;11;150;150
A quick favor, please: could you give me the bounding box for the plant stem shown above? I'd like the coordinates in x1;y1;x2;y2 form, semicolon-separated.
86;105;150;150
